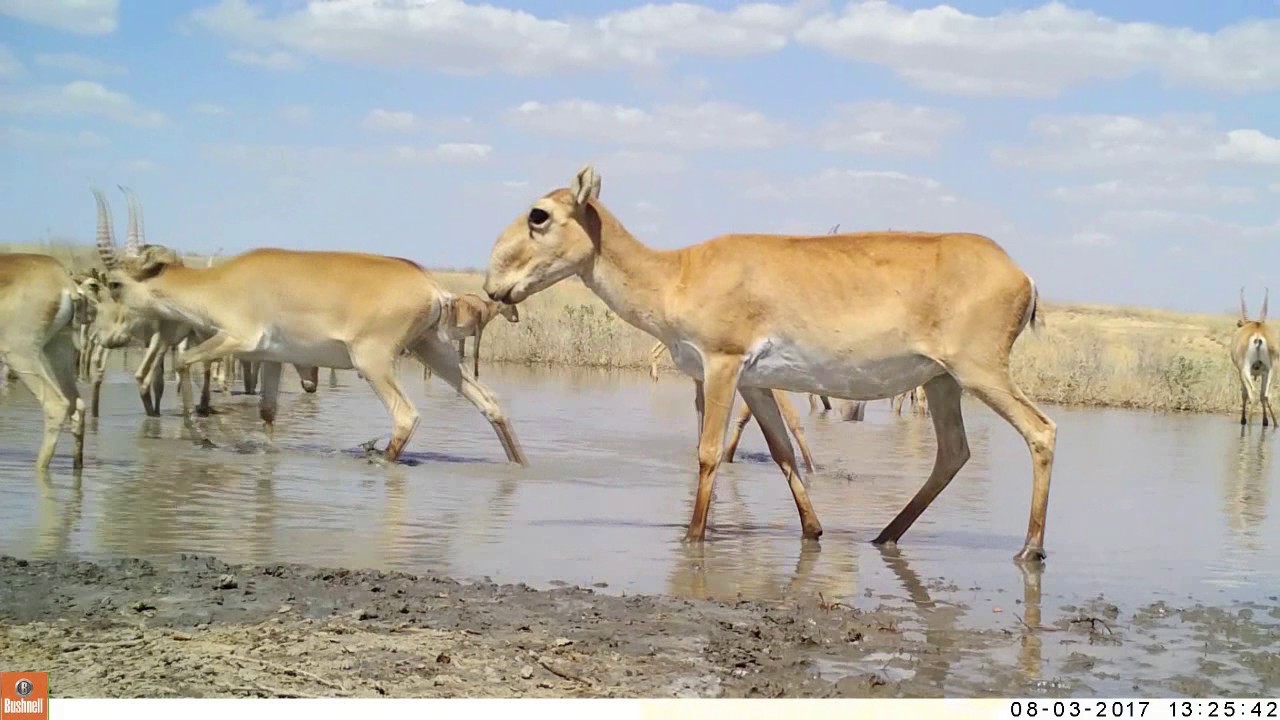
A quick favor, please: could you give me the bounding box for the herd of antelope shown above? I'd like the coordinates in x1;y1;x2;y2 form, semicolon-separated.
2;164;1271;563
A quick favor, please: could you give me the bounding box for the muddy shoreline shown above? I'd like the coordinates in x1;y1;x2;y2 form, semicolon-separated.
2;554;1278;698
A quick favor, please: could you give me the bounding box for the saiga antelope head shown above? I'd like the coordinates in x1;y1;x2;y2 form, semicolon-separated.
484;165;601;305
92;187;186;327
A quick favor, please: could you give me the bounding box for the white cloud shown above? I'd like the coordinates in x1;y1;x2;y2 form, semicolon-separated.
598;149;688;176
746;168;952;204
1069;231;1115;248
0;44;24;81
1215;130;1280;165
0;0;118;36
1085;209;1280;245
0;125;107;149
277;104;312;123
737;167;1015;238
392;142;492;164
795;1;1280;98
0;81;165;127
191;102;231;117
995;114;1280;171
363;108;416;132
508;99;789;151
191;0;805;76
205;141;493;171
1053;179;1256;207
33;51;126;77
817;101;963;156
228;49;302;71
127;159;158;174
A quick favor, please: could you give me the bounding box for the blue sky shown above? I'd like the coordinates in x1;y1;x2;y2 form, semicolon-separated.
0;0;1277;313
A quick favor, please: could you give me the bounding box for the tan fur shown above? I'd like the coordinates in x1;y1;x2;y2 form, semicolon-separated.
1231;287;1278;427
95;194;526;465
0;253;86;471
485;165;1056;562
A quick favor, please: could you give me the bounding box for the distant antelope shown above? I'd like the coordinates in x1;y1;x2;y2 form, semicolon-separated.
95;197;527;465
448;293;520;379
891;386;929;416
1232;287;1278;427
0;253;87;470
650;339;818;471
485;165;1054;562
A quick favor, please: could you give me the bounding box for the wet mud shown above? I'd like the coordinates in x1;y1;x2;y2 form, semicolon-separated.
2;554;1278;698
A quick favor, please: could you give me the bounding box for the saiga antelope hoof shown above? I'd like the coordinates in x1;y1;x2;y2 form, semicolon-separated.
1014;545;1047;564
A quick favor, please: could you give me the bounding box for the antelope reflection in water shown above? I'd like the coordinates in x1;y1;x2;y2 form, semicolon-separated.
1223;425;1271;551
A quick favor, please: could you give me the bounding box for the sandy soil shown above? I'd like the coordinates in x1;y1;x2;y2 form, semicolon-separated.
2;554;1278;698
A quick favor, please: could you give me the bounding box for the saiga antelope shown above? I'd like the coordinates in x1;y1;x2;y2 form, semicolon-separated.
484;165;1055;562
94;203;527;465
892;386;929;416
650;340;818;471
92;187;213;417
442;293;519;379
1232;287;1278;427
0;253;87;470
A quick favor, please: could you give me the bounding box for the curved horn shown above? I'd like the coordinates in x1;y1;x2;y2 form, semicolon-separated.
117;184;141;254
92;188;118;269
1263;288;1270;322
1241;286;1249;322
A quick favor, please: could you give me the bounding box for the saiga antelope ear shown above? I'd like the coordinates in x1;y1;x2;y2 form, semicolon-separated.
571;165;601;207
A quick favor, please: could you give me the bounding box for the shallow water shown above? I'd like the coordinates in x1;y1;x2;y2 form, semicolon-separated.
2;362;1278;694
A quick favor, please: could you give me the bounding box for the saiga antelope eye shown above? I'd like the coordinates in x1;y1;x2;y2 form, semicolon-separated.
528;208;550;227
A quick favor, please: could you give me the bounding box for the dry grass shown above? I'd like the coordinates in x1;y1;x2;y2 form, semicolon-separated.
3;242;1246;415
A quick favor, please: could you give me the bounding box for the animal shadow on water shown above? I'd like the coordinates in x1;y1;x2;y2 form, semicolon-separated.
343;440;494;467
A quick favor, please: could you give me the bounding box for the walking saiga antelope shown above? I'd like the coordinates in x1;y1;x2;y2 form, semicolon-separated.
650;339;819;470
0;253;87;470
484;165;1055;562
94;212;528;465
449;293;519;379
1232;287;1278;427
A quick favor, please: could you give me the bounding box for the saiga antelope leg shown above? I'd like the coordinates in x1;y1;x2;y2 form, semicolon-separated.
257;361;283;441
1239;369;1257;426
410;337;528;466
1262;367;1276;428
241;359;259;395
90;344;110;418
8;335;83;470
180;331;253;369
722;397;754;464
295;364;319;393
649;341;665;381
351;345;420;463
174;338;195;417
133;333;163;416
955;368;1057;562
873;374;969;549
739;387;823;539
328;367;338;387
775;390;817;473
149;350;167;414
693;380;705;437
684;355;741;543
197;361;213;415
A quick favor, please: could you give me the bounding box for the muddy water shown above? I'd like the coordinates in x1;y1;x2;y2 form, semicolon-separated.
2;363;1278;694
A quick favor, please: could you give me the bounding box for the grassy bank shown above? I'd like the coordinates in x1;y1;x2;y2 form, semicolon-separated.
4;242;1244;415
